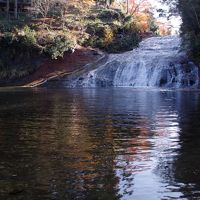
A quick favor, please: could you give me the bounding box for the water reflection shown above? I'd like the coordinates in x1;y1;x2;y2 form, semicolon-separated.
0;89;200;199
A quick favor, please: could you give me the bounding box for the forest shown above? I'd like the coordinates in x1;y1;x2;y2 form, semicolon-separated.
0;0;199;82
0;0;162;82
162;0;200;63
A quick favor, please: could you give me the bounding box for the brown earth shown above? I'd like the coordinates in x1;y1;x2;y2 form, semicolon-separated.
19;46;103;87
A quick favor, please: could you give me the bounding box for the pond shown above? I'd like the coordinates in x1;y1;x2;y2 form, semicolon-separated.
0;88;200;200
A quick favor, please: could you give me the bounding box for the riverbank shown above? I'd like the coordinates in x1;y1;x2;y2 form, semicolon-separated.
0;4;160;87
19;46;104;88
0;46;104;88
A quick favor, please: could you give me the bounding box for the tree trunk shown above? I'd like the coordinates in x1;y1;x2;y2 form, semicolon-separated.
106;0;110;8
127;0;129;14
14;0;18;19
6;0;9;19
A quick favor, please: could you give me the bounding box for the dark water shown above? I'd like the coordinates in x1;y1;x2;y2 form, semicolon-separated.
1;88;200;200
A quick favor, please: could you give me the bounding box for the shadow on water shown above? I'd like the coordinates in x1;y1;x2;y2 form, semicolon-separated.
155;92;200;200
0;88;200;199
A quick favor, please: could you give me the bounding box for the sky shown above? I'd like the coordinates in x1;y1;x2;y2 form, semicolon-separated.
148;0;181;34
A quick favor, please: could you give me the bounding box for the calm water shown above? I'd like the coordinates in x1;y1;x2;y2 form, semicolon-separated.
1;88;200;200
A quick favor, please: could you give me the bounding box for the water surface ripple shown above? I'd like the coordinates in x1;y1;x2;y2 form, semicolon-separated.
0;88;200;200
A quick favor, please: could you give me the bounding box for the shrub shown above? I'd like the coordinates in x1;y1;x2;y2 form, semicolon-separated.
105;32;140;53
97;9;125;22
0;26;40;80
18;26;37;47
0;22;15;32
103;26;114;46
77;32;89;46
86;23;105;37
149;20;159;33
48;0;68;19
85;23;110;48
0;20;26;33
0;27;38;59
183;31;200;63
44;34;76;59
124;15;133;23
85;22;140;53
84;12;140;53
124;20;139;34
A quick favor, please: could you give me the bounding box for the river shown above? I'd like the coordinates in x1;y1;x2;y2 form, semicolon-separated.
1;88;200;199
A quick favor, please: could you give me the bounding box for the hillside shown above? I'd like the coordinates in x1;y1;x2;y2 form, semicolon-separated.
0;1;158;86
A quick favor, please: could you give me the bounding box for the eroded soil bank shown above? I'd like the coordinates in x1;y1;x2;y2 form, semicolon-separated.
1;46;104;88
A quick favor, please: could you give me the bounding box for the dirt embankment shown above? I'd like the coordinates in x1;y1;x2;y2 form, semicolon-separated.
17;46;103;87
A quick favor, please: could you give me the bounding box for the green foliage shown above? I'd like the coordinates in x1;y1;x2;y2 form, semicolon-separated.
0;26;40;80
124;15;134;23
84;21;140;52
20;26;37;47
0;22;15;32
0;26;37;54
86;23;106;37
0;6;142;81
95;0;115;6
105;33;140;53
84;10;140;53
179;0;200;62
149;20;159;33
124;20;139;33
44;34;76;59
76;32;89;46
162;0;200;62
49;0;67;18
96;9;125;22
0;20;24;33
182;31;200;63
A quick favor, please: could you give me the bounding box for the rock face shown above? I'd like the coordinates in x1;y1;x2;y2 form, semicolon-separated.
65;36;200;88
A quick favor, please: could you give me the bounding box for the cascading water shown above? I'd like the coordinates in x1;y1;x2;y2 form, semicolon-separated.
64;36;200;88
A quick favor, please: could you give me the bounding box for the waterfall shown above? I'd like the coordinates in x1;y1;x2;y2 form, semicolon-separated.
65;36;200;88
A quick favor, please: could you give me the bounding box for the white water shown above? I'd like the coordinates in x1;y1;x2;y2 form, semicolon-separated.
67;36;200;88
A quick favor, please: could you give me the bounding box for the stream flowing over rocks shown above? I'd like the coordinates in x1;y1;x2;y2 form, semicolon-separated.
62;36;200;88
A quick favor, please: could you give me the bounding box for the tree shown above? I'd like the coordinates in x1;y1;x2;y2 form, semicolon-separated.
32;0;69;18
6;0;9;19
161;0;200;62
14;0;18;19
32;0;54;18
126;0;148;15
131;0;149;15
106;0;115;7
95;0;115;8
126;0;129;13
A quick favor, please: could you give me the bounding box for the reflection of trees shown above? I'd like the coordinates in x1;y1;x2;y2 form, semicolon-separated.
0;90;58;199
154;92;200;200
3;89;200;200
79;89;170;198
171;92;200;199
0;89;160;199
0;89;121;200
52;93;120;200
